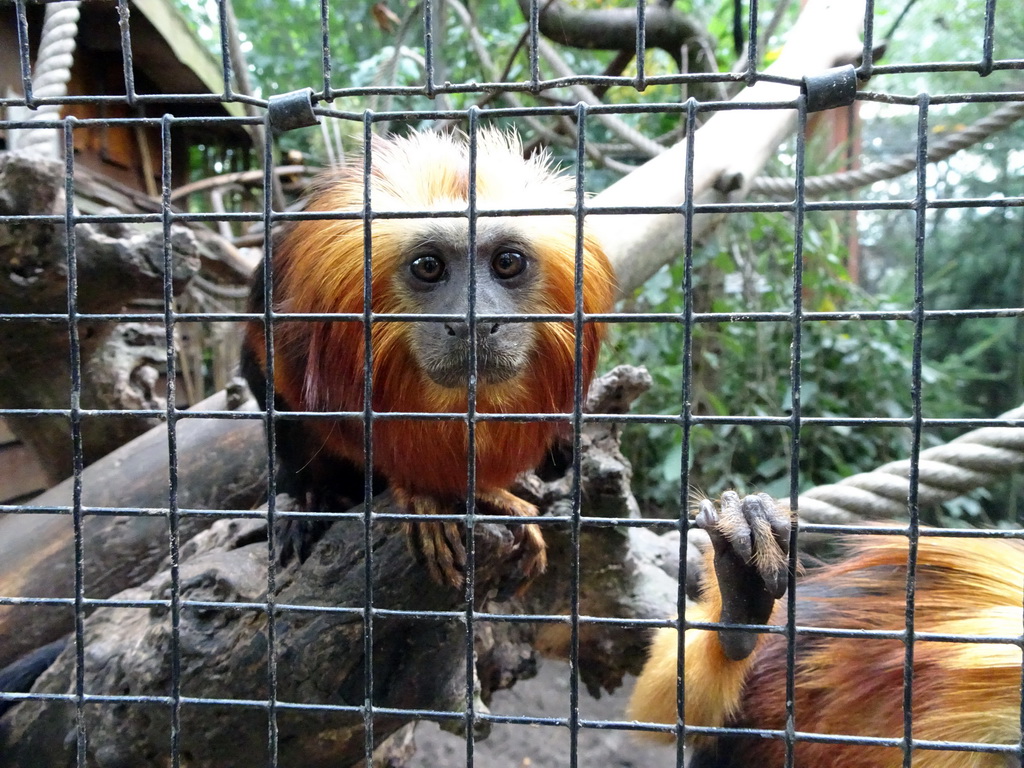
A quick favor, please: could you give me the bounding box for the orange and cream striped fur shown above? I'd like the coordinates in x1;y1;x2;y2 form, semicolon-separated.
242;129;615;587
629;523;1023;768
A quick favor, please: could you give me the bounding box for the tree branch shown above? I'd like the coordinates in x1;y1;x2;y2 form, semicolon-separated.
0;367;689;767
0;151;201;479
0;387;266;670
519;0;712;71
595;0;866;297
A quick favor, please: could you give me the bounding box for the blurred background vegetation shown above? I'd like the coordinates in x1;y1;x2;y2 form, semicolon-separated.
174;0;1024;527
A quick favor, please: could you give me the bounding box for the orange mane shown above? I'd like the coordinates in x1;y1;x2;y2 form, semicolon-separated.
249;130;616;497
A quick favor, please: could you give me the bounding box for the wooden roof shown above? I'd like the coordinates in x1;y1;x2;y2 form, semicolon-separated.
3;1;250;133
81;0;246;121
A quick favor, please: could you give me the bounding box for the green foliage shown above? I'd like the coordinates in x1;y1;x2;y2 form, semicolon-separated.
864;123;1024;421
608;205;992;517
165;0;1022;524
605;0;1024;522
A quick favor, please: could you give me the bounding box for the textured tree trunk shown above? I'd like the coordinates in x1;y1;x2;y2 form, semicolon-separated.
0;387;267;670
0;151;200;480
0;367;693;768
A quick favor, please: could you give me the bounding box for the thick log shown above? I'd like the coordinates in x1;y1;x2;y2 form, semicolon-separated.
0;367;691;768
0;508;520;768
0;388;267;669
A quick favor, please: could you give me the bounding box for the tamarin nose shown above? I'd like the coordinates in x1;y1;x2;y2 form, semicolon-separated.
444;322;469;339
444;322;501;338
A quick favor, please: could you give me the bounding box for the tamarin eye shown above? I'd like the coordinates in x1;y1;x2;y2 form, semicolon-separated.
410;254;446;283
492;251;526;280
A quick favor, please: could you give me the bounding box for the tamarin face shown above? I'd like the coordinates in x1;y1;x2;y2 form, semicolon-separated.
260;128;615;418
394;221;539;389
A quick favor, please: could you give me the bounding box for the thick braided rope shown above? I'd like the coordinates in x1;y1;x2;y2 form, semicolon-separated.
798;403;1024;524
19;1;81;156
751;99;1024;198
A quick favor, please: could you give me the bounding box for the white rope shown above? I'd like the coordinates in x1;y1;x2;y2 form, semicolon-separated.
751;99;1024;198
18;1;81;157
798;403;1024;524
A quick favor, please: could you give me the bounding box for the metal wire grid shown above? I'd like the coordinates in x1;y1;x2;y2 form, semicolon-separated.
0;0;1021;767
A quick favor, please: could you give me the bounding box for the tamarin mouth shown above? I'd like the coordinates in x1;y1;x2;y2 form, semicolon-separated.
420;348;525;388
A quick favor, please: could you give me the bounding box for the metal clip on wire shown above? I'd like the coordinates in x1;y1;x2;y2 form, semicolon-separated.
267;88;320;134
801;64;858;113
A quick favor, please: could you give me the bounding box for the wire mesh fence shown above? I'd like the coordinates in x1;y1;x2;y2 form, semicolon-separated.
0;0;1021;766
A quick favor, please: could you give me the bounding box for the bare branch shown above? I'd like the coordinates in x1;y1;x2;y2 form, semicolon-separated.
594;0;867;297
519;0;712;72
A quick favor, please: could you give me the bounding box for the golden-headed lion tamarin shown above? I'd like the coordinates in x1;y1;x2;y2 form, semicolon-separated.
241;129;616;588
628;492;1023;768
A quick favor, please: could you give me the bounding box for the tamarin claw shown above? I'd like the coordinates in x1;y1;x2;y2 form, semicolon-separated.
405;519;467;589
477;489;547;584
695;491;792;661
402;489;547;591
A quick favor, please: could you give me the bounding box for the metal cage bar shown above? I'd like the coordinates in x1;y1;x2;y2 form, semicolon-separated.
0;0;1021;766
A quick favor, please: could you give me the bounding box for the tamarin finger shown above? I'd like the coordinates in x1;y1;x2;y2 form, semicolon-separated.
696;493;789;661
743;493;791;599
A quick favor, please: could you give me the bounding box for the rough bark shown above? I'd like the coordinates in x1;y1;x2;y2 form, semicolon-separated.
0;386;267;670
0;366;694;768
0;150;201;481
518;0;713;72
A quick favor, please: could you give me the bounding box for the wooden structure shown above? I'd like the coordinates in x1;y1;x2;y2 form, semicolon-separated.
0;0;252;203
0;0;254;502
